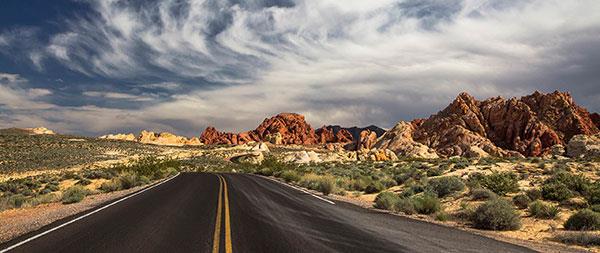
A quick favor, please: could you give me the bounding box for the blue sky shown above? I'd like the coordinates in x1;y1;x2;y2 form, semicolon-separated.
1;0;599;136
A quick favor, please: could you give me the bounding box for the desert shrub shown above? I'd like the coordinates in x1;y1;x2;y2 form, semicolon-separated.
586;182;600;205
76;178;92;186
426;167;445;177
412;193;441;215
554;232;600;246
427;176;465;198
564;210;600;231
280;170;301;183
298;173;321;190
7;194;27;209
528;200;560;219
374;192;399;210
470;188;496;201
394;198;415;215
512;194;532;209
117;172;148;189
435;212;450;221
257;167;274;176
82;169;115;180
526;188;542;201
351;176;373;191
365;181;385;194
591;204;600;213
100;180;122;192
545;171;591;196
470;198;521;231
42;182;60;193
380;177;398;188
317;176;336;195
480;172;519;196
542;182;574;202
62;186;89;204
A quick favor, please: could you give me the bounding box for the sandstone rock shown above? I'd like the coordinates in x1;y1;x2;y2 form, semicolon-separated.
567;133;600;158
341;125;386;141
254;113;318;145
138;130;199;146
250;142;270;153
99;133;136;141
413;91;598;157
464;146;490;158
351;130;377;151
24;127;55;135
592;113;600;129
550;144;566;157
315;125;353;143
232;152;264;165
265;132;283;145
283;151;322;164
374;121;439;159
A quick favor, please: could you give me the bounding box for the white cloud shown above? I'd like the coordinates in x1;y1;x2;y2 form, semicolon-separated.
2;0;600;135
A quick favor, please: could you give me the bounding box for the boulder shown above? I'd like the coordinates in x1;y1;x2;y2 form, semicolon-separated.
250;142;270;153
374;121;439;159
283;151;322;164
567;133;600;158
99;133;136;141
232;152;264;165
315;125;353;143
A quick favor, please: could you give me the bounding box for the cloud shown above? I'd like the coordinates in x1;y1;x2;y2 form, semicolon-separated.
1;0;600;135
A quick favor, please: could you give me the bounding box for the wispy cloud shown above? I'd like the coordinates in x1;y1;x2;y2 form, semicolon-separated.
1;0;600;135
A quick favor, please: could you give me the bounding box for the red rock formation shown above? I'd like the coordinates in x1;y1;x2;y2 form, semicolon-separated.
412;91;599;157
253;113;318;145
591;113;600;129
315;125;353;143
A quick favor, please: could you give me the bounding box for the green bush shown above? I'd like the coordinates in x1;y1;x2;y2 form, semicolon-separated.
76;178;92;186
317;176;336;196
61;186;88;204
7;194;27;208
117;172;145;189
280;170;301;183
480;172;519;196
470;198;521;231
528;200;560;219
365;181;385;194
427;176;465;198
545;171;591;195
100;180;122;192
554;232;600;247
374;192;399;210
380;177;398;188
542;182;573;202
258;167;274;176
526;188;542;201
435;211;450;221
412;194;441;215
512;194;532;209
470;188;496;201
564;210;600;231
394;198;415;215
590;204;600;213
586;182;600;205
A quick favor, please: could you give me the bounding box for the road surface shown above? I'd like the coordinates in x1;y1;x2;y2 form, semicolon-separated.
1;173;536;253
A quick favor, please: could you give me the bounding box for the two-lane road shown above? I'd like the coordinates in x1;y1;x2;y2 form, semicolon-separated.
1;173;536;253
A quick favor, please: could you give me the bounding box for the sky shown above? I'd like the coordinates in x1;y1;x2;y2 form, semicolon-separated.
1;0;599;137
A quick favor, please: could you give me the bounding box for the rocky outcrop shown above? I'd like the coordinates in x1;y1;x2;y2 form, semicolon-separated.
567;133;600;158
138;130;202;146
349;129;378;151
253;113;318;145
24;127;55;135
99;133;136;141
592;113;600;129
374;121;438;159
315;125;353;143
412;91;598;157
338;125;385;141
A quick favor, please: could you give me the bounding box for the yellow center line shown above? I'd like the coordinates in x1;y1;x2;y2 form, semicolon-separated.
212;175;223;253
221;175;233;253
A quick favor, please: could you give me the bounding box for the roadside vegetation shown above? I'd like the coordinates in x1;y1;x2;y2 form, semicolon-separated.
0;157;180;211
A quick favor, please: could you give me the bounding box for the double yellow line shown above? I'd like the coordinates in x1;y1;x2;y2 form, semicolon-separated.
212;174;232;253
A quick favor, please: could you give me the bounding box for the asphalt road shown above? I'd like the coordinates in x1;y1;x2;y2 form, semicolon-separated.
1;173;536;253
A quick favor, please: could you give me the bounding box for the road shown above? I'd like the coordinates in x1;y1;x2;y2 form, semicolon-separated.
1;173;536;253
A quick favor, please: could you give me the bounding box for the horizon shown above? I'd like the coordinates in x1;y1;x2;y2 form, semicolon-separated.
1;0;600;136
